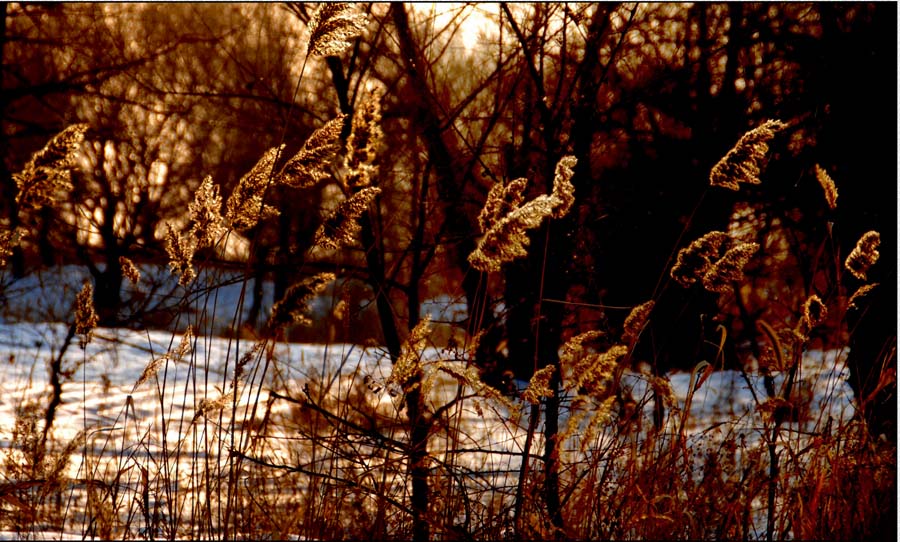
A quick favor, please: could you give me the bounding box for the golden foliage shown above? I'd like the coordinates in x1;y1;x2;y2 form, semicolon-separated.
710;119;787;191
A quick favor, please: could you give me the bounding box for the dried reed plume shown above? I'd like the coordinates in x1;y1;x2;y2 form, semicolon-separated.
845;230;880;281
119;256;141;285
344;88;383;190
226;145;284;230
814;164;838;210
701;241;759;293
307;3;369;57
0;228;19;267
194;393;233;423
670;231;730;288
477;177;527;233
388;316;431;393
710;119;787;190
165;224;197;286
74;281;98;346
848;283;878;311
279;115;346;189
14;124;89;208
133;326;193;391
314;186;381;250
469;156;577;272
550;155;577;218
522;365;555;405
622;300;654;344
799;294;827;336
270;273;335;328
188;175;226;245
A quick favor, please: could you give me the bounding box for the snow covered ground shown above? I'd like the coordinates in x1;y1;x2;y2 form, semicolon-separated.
0;316;857;539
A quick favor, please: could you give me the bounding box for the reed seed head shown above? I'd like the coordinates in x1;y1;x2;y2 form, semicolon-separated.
622;300;654;344
814;164;838;210
164;223;197;286
119;256;141;285
314;186;381;250
670;231;730;288
710;119;787;191
307;3;369;57
845;230;880;281
188;175;226;245
270;273;335;328
701;242;759;293
345;88;383;190
14;124;88;209
280;115;346;189
522;365;556;405
74;281;98;346
226;145;283;230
